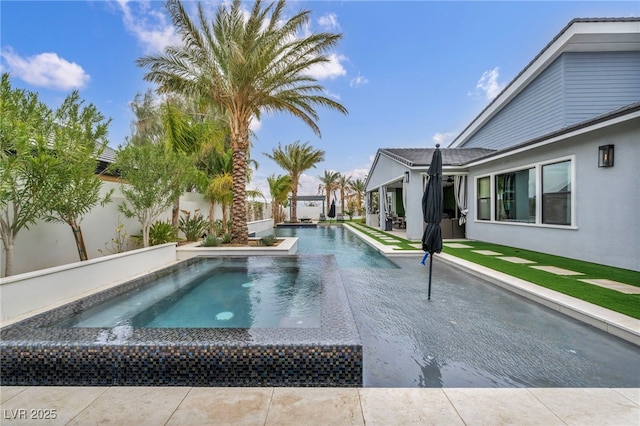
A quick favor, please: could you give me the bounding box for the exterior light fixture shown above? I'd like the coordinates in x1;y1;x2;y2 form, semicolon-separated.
404;171;410;183
598;144;614;167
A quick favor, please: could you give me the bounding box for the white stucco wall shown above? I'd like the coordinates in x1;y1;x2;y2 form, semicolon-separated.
465;117;639;271
0;181;215;276
366;155;424;240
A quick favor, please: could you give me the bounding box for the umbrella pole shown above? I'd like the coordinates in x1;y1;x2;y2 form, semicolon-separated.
428;253;433;300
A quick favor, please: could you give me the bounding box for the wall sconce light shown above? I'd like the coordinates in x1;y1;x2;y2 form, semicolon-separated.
598;144;614;167
404;171;410;183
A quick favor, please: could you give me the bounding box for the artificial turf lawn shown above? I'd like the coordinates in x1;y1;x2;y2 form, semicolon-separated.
345;222;640;319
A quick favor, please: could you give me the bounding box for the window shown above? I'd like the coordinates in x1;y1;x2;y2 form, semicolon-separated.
495;168;536;223
542;161;571;225
474;157;573;226
477;176;491;220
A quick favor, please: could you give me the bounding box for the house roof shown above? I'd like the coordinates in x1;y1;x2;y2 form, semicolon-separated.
98;145;117;164
449;17;640;148
379;147;496;168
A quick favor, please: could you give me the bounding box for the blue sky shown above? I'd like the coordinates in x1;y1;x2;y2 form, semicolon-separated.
2;1;638;197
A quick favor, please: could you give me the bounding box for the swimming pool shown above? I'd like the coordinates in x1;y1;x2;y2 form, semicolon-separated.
2;225;638;388
0;254;362;387
272;226;639;388
57;257;323;329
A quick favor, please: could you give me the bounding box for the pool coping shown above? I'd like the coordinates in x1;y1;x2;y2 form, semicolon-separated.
342;224;640;347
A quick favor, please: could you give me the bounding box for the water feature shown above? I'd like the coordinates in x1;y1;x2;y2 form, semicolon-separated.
275;226;640;388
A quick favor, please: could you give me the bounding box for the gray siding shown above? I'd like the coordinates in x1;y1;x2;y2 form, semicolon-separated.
463;51;640;150
564;51;640;125
464;59;564;149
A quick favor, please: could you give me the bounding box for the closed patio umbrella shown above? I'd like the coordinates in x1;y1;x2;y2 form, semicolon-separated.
328;199;336;221
421;144;443;300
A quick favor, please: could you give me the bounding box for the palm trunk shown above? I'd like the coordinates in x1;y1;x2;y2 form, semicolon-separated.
71;223;89;261
290;178;299;223
231;149;248;244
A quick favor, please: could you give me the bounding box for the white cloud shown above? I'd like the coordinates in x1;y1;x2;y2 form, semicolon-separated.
305;53;347;80
432;132;456;147
298;173;322;195
116;0;180;54
318;13;340;31
0;48;90;90
249;116;262;133
472;67;506;100
349;74;369;87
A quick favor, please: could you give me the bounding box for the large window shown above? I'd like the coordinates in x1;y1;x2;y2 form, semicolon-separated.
495;168;536;223
542;161;571;225
477;176;491;220
475;157;573;226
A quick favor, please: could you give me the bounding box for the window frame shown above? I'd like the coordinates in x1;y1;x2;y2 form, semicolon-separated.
474;155;575;228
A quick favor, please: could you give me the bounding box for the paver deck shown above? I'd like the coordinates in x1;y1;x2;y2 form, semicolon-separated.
1;386;638;425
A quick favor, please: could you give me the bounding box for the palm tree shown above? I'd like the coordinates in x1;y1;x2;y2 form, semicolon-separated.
337;174;352;214
136;0;348;244
317;170;340;215
267;174;292;224
348;178;366;215
265;141;324;223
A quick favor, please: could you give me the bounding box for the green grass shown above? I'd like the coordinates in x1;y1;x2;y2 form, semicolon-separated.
344;222;640;319
345;222;419;250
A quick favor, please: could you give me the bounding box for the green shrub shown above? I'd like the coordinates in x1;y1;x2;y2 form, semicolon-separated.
212;219;224;237
222;233;232;244
259;234;278;246
149;220;179;246
179;210;209;241
201;234;221;247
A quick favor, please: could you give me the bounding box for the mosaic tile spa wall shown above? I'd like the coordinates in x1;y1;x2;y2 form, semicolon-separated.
0;256;363;387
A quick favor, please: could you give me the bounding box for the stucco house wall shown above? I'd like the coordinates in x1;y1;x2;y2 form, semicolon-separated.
465;116;639;271
365;154;425;240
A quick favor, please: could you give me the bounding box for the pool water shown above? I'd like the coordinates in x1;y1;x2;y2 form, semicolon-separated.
59;257;323;329
275;226;640;388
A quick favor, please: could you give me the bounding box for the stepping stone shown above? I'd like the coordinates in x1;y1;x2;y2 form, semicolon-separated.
530;266;583;276
443;243;474;249
497;256;536;264
472;250;502;256
579;279;640;294
409;244;423;249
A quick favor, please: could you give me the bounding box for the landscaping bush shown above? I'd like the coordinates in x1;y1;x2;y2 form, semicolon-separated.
259;234;278;246
201;234;221;247
148;220;179;246
179;210;209;241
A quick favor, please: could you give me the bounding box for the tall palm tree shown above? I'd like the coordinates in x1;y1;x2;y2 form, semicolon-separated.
337;174;352;214
136;0;348;244
267;174;292;224
265;141;324;222
317;170;340;215
348;178;366;215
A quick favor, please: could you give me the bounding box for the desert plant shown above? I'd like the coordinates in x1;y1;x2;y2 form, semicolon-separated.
179;209;209;241
148;220;179;246
221;233;232;244
201;234;221;247
212;219;225;237
259;234;278;246
99;220;140;255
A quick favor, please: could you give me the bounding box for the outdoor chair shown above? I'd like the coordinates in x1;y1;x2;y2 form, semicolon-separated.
337;213;345;222
319;213;326;222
